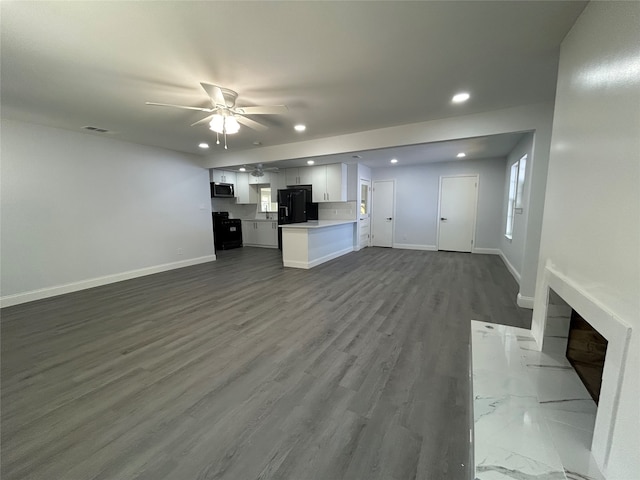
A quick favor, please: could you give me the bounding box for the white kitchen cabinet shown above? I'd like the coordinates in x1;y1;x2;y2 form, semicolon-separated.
270;171;287;203
249;172;270;185
242;220;278;248
242;220;258;245
325;163;347;202
285;167;313;186
311;163;347;202
311;167;326;203
285;168;299;186
210;169;236;185
235;173;258;204
257;221;278;247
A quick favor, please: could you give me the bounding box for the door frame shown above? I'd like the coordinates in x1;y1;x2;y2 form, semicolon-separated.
436;174;479;252
358;178;372;249
372;179;396;248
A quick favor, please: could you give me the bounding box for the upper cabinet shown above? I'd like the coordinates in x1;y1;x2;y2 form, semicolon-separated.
270;171;286;203
235;172;258;204
285;167;314;186
285;164;347;202
312;164;348;203
210;169;236;185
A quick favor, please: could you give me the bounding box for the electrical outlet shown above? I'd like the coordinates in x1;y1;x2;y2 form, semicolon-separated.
334;210;337;215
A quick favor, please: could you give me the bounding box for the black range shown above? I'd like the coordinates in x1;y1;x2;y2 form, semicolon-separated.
212;212;243;251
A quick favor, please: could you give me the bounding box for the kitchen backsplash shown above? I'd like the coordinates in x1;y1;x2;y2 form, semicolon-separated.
212;198;356;221
211;198;258;219
318;201;357;220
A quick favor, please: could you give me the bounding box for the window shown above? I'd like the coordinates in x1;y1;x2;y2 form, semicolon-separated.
360;184;369;215
505;154;527;239
259;187;277;212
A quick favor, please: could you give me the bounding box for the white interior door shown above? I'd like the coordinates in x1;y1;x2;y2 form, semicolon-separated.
359;179;371;248
372;180;394;247
438;175;478;252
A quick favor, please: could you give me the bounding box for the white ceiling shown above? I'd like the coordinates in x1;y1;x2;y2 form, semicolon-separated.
1;1;586;162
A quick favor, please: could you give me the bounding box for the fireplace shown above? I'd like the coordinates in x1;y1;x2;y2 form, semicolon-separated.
532;265;632;473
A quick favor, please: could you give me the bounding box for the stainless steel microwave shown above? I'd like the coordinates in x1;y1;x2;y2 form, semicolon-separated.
211;182;235;198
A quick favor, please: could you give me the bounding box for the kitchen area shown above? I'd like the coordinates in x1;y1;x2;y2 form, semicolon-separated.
210;163;363;268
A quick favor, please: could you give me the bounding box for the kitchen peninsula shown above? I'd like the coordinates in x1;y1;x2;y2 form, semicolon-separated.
280;220;356;269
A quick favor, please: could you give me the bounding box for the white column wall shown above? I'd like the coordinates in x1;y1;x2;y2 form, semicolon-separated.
532;2;640;477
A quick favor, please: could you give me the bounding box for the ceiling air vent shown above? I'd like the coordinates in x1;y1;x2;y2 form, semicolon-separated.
82;126;111;133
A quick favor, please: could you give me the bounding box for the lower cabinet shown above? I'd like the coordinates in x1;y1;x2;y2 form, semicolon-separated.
242;221;278;248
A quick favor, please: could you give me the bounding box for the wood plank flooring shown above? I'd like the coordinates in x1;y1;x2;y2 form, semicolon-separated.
1;247;531;480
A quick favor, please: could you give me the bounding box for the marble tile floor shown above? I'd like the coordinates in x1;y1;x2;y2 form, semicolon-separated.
471;311;605;480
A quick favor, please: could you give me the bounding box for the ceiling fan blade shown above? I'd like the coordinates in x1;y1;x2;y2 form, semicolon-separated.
191;114;215;127
200;83;227;107
234;105;288;115
145;102;212;112
236;115;268;131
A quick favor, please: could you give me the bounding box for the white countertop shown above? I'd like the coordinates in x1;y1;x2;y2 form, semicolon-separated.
279;220;356;229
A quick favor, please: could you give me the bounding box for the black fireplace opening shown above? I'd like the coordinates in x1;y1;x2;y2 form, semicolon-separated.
566;309;608;405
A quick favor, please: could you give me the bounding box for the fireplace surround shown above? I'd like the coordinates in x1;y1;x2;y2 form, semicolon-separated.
531;263;632;472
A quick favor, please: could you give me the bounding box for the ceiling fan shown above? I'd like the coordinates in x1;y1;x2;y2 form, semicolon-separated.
146;83;288;149
248;163;279;177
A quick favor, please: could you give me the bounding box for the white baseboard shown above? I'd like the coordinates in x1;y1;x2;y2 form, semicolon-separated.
472;247;501;255
0;255;216;308
498;250;521;284
283;247;354;269
517;293;535;309
392;243;437;251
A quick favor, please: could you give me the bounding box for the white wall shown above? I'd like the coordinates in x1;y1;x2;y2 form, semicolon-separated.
1;119;215;306
371;157;506;250
532;2;640;477
499;132;534;282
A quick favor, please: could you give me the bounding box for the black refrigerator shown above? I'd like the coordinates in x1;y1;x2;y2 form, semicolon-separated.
277;187;318;249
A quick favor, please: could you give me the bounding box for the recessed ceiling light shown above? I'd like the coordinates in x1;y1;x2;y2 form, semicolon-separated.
452;92;470;103
239;167;246;172
198;142;209;149
457;152;466;158
252;141;262;146
294;124;306;132
307;160;315;165
390;158;398;164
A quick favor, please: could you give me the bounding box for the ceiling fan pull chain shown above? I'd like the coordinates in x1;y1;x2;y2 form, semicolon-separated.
224;133;228;149
216;131;220;145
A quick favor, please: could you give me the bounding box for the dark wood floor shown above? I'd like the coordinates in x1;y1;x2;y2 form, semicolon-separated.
1;247;530;480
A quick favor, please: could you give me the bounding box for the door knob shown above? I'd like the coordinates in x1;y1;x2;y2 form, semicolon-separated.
440;217;447;221
386;217;392;220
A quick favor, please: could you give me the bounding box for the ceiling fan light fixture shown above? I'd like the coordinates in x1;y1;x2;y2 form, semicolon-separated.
294;124;306;132
209;114;224;133
225;116;240;134
209;114;240;135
